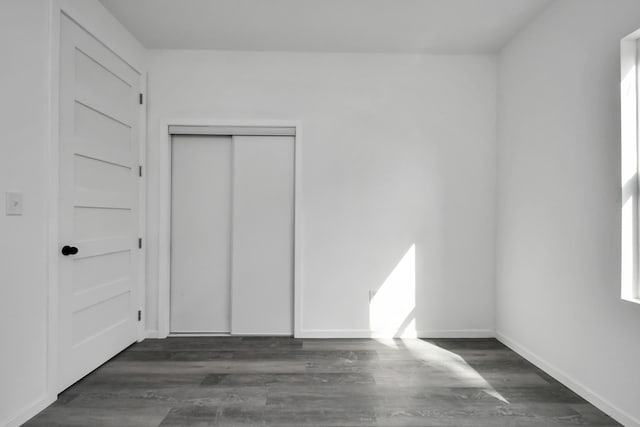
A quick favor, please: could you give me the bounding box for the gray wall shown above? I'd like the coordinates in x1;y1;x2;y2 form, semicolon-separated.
496;1;640;424
145;51;498;337
0;1;50;424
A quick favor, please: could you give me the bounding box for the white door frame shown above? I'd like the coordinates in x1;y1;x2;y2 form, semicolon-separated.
158;119;303;338
47;0;146;402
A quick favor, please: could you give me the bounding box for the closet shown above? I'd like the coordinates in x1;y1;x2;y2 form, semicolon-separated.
170;126;294;335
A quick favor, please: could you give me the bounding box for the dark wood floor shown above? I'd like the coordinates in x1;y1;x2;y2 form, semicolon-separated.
25;337;619;426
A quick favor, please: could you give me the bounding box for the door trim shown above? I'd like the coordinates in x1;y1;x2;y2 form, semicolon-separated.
157;119;303;338
47;1;146;400
169;125;296;136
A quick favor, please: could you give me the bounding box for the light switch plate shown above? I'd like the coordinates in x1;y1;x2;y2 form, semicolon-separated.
6;192;23;215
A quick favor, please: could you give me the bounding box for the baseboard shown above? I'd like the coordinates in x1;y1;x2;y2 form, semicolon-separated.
168;333;231;337
297;329;495;339
148;328;495;340
418;329;495;338
146;330;294;339
145;329;164;339
1;393;55;427
496;331;640;427
296;329;370;338
168;333;292;337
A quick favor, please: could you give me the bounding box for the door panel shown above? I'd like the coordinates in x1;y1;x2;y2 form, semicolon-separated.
231;135;294;335
58;14;140;391
73;251;131;293
74;156;132;193
170;135;232;333
74;102;132;167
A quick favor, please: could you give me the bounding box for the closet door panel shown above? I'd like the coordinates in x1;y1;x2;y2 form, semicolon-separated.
231;136;294;335
171;135;232;333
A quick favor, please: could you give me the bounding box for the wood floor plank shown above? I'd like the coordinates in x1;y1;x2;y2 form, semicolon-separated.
24;337;621;427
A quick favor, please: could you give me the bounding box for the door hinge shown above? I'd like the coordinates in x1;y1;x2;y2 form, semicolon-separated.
138;238;142;249
139;93;143;105
139;165;143;177
137;310;142;322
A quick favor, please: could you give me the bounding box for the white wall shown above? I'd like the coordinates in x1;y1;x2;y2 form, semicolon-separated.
146;51;497;337
0;1;145;425
496;0;640;425
0;1;51;425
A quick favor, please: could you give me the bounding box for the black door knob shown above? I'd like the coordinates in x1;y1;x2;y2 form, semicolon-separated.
61;245;79;256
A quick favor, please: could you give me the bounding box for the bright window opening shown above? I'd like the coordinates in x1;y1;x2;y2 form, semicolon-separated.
620;32;640;304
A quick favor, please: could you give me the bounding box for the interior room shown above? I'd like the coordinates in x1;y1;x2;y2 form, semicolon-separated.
1;0;640;425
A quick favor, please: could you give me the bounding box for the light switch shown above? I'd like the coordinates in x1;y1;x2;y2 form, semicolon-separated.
6;192;23;215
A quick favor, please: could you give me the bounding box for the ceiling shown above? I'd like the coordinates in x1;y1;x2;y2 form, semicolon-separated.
99;0;554;54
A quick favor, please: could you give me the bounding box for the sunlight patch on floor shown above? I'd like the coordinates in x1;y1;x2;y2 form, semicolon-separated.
400;338;510;404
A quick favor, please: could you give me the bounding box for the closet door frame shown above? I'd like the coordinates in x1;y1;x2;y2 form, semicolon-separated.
157;120;303;338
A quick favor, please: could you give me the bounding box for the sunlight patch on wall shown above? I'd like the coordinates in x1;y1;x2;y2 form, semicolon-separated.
369;244;416;338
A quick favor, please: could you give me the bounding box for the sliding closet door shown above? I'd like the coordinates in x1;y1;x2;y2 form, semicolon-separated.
171;135;232;333
231;135;295;335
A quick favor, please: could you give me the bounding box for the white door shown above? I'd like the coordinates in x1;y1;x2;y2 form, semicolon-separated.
231;135;294;335
170;135;232;333
58;15;141;391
